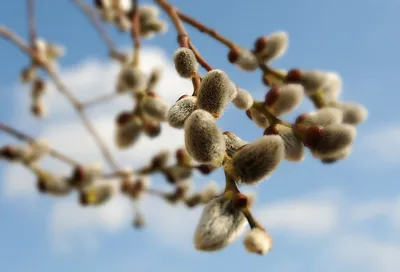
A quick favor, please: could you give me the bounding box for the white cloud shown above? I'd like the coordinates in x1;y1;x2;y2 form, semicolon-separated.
1;47;193;251
256;190;340;237
330;235;400;272
359;126;400;168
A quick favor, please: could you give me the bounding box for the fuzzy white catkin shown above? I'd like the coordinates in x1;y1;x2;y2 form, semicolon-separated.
255;31;288;63
140;96;169;121
269;84;304;116
243;228;273;255
300;107;343;126
115;116;143;148
200;181;220;203
173;48;199;78
321;72;342;102
223;132;249;157
117;66;146;93
248;108;270;128
197;70;235;118
310;124;357;159
235;49;259;71
277;125;305;162
23;139;50;165
232;88;254;110
184;110;226;165
336;102;368;125
167;96;197;128
227;135;284;184
194;195;247;251
300;70;329;95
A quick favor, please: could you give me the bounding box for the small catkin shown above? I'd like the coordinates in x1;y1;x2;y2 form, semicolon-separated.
115;113;143;149
200;181;220;204
321;72;342;102
162;165;193;184
20;66;36;83
70;162;104;190
184;110;226;165
296;107;343;127
175;147;193;166
140;95;169;121
228;48;259;71
246;108;270;128
197;70;235;118
304;124;357;159
243;228;273;255
173;48;199;78
275;125;305;162
335;102;368;125
267;84;304;117
232;88;254;110
150;150;170;170
36;171;72;196
167;96;197;128
117;66;146;93
142;117;161;138
226;135;284;184
223;131;249;157
254;31;289;63
194;195;247;252
286;69;329;95
79;184;114;206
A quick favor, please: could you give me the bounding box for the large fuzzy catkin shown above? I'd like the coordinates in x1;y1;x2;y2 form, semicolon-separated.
243;228;273;255
297;107;343;126
115;113;143;148
194;195;247;251
266;84;304;117
173;48;199;78
335;102;368;125
197;70;235;118
275;125;305;162
254;31;288;63
232;88;254;110
304;124;357;159
167;96;197;128
116;66;146;93
226;135;284;184
321;72;342;102
184;110;226;165
223;131;249;157
140;95;169;121
228;48;259;71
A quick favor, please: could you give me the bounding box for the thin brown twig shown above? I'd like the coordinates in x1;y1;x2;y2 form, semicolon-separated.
71;0;122;58
81;92;120;108
27;0;37;45
188;40;213;72
0;26;119;171
0;121;80;166
130;0;141;66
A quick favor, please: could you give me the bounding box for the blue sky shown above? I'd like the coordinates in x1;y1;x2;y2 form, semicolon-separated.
1;1;400;272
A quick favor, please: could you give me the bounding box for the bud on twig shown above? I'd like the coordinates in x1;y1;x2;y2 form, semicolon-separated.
70;162;103;190
162;165;192;184
117;66;146;93
232;88;254;110
286;69;329;95
265;125;304;162
115;112;143;148
184;110;226;165
223;131;249;157
225;135;284;184
254;31;288;63
167;95;197;128
246;108;270;128
36;170;72;196
175;147;192;166
173;48;199;78
140;93;169;121
296;107;343;126
265;84;304;116
79;184;114;206
150;150;170;170
334;102;368;125
243;228;273;255
228;48;259;71
197;70;236;118
194;195;247;251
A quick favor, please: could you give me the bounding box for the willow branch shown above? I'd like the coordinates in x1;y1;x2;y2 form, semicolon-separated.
130;0;141;66
27;0;37;44
81;92;120;108
0;121;80;166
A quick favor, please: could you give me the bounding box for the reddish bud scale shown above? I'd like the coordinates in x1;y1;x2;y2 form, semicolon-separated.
227;49;239;63
237;144;249;152
196;164;216;175
36;179;47;193
286;69;302;83
176;148;186;161
295;113;309;124
233;194;248;209
254;36;267;53
143;120;161;138
177;94;190;102
263;126;279;135
245;110;253;120
116;111;133;125
0;146;18;160
264;88;280;106
303;125;324;148
72;165;86;181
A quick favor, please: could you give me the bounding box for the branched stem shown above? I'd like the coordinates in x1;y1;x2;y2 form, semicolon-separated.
0;121;80;166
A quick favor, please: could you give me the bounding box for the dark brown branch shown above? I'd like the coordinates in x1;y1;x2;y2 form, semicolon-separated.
0;121;80;166
188;40;213;72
